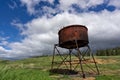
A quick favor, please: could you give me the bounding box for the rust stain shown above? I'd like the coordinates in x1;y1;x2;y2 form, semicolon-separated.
58;25;89;49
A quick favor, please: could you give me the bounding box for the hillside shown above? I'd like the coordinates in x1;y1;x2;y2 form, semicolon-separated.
0;56;120;80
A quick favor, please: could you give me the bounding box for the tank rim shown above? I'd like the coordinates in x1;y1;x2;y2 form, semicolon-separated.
58;25;88;34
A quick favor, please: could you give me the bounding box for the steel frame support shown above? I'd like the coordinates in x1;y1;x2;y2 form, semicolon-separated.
51;43;100;78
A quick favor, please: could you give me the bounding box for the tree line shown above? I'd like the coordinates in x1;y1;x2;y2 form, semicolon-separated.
95;47;120;56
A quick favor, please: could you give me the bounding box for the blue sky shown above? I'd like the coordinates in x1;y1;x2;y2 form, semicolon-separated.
0;0;33;42
0;0;120;59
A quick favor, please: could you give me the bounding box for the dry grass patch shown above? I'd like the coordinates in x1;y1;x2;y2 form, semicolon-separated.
95;58;117;64
71;77;95;80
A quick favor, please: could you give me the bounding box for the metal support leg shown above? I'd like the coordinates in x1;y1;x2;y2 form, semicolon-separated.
69;49;72;70
55;46;69;69
75;40;85;78
51;44;56;70
87;45;100;75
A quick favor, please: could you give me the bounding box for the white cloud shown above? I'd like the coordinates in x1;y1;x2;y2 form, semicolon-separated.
20;0;105;16
87;0;104;6
20;0;120;18
20;0;56;15
20;0;41;15
0;46;12;59
41;6;60;17
47;0;54;4
0;37;6;41
59;0;104;11
0;46;8;53
59;0;78;11
1;9;119;59
109;0;120;9
11;20;25;32
0;41;8;46
0;36;9;46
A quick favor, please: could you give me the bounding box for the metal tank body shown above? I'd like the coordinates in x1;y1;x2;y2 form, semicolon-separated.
58;25;89;49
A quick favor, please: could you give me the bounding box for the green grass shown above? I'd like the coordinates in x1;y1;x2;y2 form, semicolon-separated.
0;56;120;80
0;56;55;80
0;68;53;80
95;56;120;80
96;75;120;80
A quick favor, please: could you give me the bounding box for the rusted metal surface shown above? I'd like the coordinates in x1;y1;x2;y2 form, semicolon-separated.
58;25;89;49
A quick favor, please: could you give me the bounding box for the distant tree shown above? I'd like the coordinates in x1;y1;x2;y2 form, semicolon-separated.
96;47;120;56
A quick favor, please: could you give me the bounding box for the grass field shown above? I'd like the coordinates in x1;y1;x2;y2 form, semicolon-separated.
0;56;120;80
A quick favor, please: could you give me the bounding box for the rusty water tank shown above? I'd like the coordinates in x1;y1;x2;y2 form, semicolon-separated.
58;25;89;49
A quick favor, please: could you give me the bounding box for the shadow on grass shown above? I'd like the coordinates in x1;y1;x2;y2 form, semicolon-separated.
49;69;78;75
